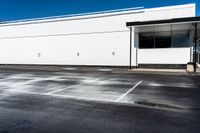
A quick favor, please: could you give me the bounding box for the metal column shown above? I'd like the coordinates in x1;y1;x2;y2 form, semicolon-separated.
129;27;132;70
193;23;197;72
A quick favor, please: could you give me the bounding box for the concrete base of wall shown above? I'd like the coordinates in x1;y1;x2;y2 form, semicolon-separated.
138;64;187;69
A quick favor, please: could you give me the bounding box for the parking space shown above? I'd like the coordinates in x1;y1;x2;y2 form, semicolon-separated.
0;68;200;109
0;68;200;108
0;74;79;93
0;71;142;103
0;67;200;133
120;82;200;109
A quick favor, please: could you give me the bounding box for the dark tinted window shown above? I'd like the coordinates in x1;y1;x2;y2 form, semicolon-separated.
171;31;189;48
139;33;154;49
139;31;189;49
155;32;171;48
155;36;171;48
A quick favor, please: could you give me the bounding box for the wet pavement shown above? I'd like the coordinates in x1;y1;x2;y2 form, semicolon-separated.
0;66;200;133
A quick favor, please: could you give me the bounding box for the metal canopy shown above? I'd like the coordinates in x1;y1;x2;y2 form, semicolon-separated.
126;16;200;27
127;16;200;72
134;23;195;33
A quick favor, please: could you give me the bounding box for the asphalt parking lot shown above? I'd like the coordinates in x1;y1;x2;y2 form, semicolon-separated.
0;66;200;133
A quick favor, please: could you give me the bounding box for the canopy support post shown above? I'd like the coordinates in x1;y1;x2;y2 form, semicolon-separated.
193;23;197;72
129;27;132;70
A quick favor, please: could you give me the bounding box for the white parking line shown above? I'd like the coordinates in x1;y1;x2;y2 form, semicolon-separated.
45;82;86;94
6;89;114;103
98;69;112;72
45;78;99;94
8;89;46;95
115;81;142;102
6;81;142;104
62;68;77;70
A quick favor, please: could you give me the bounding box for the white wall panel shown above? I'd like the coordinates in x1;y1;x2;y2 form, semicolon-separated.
138;48;190;64
0;31;130;66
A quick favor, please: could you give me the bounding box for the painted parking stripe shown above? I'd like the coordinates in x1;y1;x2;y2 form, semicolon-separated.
45;82;86;94
6;82;142;104
6;89;114;103
8;89;46;95
45;79;97;94
115;81;142;102
98;69;112;72
63;68;77;70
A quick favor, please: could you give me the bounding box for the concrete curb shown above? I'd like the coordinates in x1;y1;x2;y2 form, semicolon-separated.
0;65;198;76
129;68;186;73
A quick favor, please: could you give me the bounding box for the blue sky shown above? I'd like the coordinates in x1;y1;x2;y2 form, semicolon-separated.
0;0;199;21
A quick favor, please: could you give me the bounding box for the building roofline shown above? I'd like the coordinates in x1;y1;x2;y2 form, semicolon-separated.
0;6;144;25
0;3;196;27
126;16;200;27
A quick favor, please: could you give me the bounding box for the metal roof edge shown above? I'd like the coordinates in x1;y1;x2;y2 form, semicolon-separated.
0;6;144;25
126;16;200;27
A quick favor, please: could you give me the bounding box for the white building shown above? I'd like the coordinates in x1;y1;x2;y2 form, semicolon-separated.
0;4;199;68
